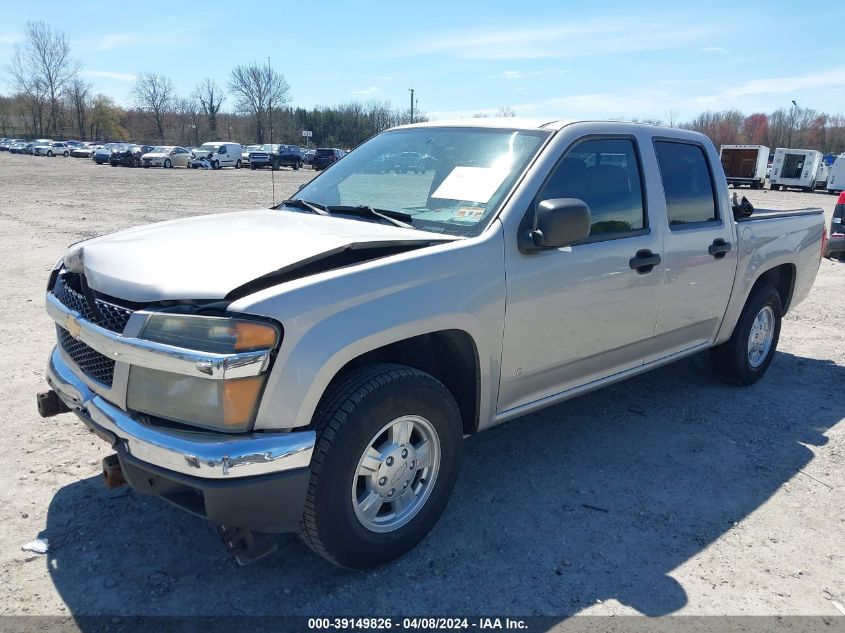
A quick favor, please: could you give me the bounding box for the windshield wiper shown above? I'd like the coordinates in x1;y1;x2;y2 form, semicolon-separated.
325;205;414;229
275;198;330;215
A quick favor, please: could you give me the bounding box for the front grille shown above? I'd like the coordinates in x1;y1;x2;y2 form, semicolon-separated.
57;325;115;387
53;274;132;333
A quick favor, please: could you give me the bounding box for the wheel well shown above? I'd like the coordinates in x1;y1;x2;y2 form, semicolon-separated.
329;330;480;435
752;263;796;313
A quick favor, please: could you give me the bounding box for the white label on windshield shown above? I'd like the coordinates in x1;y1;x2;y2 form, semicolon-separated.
431;166;509;203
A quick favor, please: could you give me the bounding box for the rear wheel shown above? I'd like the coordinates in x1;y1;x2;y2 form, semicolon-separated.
710;284;782;386
235;159;242;169
770;184;780;191
299;364;463;569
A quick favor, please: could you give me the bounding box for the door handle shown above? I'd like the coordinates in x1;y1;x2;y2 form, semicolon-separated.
708;238;732;258
629;249;661;274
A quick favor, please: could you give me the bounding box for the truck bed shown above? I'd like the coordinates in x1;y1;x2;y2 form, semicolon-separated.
737;207;824;222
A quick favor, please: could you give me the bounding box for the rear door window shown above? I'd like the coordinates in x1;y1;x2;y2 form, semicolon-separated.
654;141;719;227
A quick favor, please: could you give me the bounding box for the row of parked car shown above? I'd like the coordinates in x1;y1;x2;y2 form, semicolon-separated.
0;138;349;171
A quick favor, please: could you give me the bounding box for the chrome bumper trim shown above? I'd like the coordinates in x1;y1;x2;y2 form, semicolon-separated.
47;348;315;479
46;293;270;380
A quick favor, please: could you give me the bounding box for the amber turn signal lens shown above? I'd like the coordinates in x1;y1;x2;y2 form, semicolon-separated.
222;376;265;426
233;322;279;351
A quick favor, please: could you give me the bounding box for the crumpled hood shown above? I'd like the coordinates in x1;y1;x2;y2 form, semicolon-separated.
66;209;451;302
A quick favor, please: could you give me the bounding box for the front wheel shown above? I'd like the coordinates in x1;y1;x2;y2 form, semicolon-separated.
47;151;53;157
710;284;782;386
299;364;463;569
164;159;171;168
212;160;219;170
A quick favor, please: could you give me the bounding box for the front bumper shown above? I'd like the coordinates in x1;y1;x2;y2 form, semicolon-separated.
46;348;315;530
47;347;315;480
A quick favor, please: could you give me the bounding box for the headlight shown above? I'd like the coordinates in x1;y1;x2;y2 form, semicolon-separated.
126;315;280;432
139;314;279;353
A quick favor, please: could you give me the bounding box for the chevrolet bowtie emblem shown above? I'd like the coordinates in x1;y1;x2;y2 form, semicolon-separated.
65;314;82;339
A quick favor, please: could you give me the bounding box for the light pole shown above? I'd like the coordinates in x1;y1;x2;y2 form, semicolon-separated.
409;88;415;124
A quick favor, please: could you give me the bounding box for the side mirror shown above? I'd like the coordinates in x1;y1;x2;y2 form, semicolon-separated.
519;198;591;253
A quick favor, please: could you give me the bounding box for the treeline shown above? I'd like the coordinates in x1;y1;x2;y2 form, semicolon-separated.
0;21;421;149
682;108;845;155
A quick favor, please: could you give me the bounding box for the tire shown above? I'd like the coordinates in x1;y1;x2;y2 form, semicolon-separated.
235;159;242;169
770;184;779;191
164;159;171;168
293;161;300;170
272;159;279;171
299;364;463;570
710;284;782;386
63;151;69;157
134;157;141;168
47;151;53;157
212;160;219;170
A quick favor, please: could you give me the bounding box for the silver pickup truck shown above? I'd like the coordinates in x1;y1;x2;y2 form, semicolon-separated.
37;120;826;569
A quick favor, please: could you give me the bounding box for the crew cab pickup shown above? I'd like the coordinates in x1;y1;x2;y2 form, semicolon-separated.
37;120;825;569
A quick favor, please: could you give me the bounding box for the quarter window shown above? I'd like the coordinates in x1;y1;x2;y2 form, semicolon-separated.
539;138;646;237
654;141;719;227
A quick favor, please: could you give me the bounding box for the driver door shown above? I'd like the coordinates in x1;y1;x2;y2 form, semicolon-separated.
499;135;664;413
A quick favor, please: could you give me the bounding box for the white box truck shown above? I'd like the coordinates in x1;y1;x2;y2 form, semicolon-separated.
825;154;845;193
769;148;823;192
720;144;769;189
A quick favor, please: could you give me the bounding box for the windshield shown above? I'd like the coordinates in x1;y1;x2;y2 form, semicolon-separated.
294;127;549;237
199;143;219;151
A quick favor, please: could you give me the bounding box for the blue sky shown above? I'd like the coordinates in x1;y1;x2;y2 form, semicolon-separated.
1;0;844;122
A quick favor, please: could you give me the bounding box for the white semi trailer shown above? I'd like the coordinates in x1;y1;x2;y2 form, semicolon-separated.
769;148;823;192
826;154;845;194
720;144;769;189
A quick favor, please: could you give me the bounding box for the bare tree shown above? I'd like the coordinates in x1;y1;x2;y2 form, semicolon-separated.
495;105;517;117
228;62;290;143
9;21;80;137
132;73;174;142
193;78;224;140
665;109;680;128
68;78;91;140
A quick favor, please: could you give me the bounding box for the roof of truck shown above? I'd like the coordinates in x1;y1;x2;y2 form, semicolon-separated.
394;117;572;131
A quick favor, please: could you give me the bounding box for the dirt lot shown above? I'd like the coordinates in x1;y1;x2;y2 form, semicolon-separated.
0;151;842;621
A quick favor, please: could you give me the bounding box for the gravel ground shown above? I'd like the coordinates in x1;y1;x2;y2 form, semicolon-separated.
0;152;842;622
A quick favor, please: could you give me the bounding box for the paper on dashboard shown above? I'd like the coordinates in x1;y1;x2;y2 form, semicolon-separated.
430;166;509;203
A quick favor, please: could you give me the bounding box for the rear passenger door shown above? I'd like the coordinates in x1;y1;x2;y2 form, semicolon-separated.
646;139;737;362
